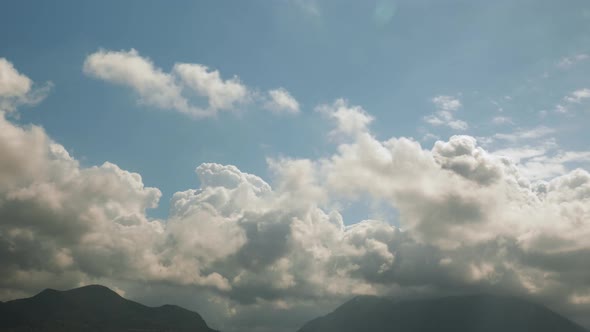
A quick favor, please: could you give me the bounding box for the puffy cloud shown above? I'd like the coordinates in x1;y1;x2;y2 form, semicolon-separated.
0;58;52;113
0;107;406;329
0;59;31;98
432;136;503;185
320;132;508;247
1;94;590;330
0;113;163;290
264;88;300;114
173;63;249;112
83;49;238;117
83;49;298;118
432;95;462;111
316;99;373;137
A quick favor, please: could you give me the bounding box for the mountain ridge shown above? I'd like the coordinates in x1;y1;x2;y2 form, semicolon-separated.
298;293;588;332
3;286;588;332
0;284;218;332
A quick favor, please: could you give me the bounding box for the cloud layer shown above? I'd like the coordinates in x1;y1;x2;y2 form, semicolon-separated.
2;62;590;331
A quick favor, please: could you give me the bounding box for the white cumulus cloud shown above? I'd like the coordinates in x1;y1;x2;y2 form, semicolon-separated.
0;58;52;113
83;49;299;119
316;99;374;137
2;65;590;331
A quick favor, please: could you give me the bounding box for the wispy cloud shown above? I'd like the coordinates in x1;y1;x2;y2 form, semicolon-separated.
423;95;468;130
494;126;555;142
290;0;320;17
264;88;300;114
564;88;590;103
553;88;590;114
554;104;568;114
496;147;590;179
492;116;513;125
557;53;589;69
422;132;440;142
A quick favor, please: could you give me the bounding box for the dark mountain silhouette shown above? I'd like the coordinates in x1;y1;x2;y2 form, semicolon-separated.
0;284;218;332
298;294;588;332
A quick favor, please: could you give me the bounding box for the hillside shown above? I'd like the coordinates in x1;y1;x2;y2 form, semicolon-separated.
0;285;218;332
298;294;588;332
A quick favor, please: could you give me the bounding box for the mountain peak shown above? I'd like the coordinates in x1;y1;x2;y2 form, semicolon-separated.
71;284;113;291
35;288;59;297
62;284;122;297
33;284;120;299
0;284;218;332
299;294;588;332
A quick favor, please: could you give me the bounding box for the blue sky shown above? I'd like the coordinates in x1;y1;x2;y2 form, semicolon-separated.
3;0;590;220
3;1;590;331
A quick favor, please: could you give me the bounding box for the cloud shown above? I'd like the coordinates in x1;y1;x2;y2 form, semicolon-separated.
564;88;590;103
490;125;590;179
173;63;249;111
425;112;468;130
290;0;321;17
373;0;397;27
2;92;590;330
83;49;298;118
264;88;300;114
557;54;589;69
421;133;439;142
494;126;555;142
316;99;373;137
432;136;503;186
492;116;513;125
493;147;547;163
519;151;590;179
0;58;52;113
555;104;568;114
83;49;201;116
432;95;462;111
555;88;590;114
492;135;590;180
424;95;468;130
0;59;31;98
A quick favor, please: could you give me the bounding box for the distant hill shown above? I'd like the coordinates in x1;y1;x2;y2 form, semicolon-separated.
0;284;218;332
298;294;588;332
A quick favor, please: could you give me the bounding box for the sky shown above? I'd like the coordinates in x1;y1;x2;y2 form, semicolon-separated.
1;0;590;331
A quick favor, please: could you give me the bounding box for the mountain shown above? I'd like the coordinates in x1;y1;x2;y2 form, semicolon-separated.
0;284;218;332
298;294;588;332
